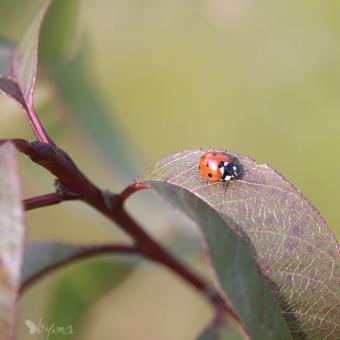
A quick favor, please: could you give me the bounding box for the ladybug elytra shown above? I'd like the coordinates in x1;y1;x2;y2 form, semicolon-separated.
198;152;241;182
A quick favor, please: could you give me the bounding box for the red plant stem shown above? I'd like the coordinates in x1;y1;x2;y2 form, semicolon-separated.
26;106;54;144
116;182;150;204
21;243;138;293
9;139;240;323
23;192;62;210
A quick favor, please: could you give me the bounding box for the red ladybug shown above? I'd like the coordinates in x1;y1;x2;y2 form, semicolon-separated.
198;152;241;182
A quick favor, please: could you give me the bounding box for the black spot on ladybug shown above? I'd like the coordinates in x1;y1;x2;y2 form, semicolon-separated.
198;165;201;170
206;161;209;167
218;161;224;168
208;173;212;177
213;153;217;156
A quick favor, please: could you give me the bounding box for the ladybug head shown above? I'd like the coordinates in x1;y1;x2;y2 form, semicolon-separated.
221;161;242;181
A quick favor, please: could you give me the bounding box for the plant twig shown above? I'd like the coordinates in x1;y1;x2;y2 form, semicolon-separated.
21;243;138;292
5;139;241;325
23;192;62;210
23;184;81;210
116;181;150;204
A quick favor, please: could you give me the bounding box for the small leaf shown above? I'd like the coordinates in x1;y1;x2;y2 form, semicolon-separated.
13;0;51;106
0;78;25;106
0;38;26;105
21;241;86;288
0;142;25;339
22;241;136;340
143;149;340;339
0;1;52;142
0;1;51;107
46;257;135;340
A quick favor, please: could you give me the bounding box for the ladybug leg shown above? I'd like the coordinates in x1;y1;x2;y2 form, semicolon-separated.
223;178;231;192
221;172;232;192
221;180;227;192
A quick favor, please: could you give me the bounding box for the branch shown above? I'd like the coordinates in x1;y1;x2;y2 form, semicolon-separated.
24;192;62;210
21;243;138;293
116;181;150;204
12;139;101;202
23;183;81;210
8;139;240;324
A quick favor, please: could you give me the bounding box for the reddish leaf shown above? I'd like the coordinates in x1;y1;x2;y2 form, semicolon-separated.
143;149;340;339
0;38;25;105
0;78;25;106
0;1;52;142
0;142;25;339
13;0;51;107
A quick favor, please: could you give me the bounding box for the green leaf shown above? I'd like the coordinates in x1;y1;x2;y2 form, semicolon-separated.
198;322;245;340
38;0;140;174
46;257;135;340
21;241;88;288
0;142;25;339
50;47;140;176
144;182;290;339
39;0;79;65
21;241;136;290
143;149;340;339
21;241;137;340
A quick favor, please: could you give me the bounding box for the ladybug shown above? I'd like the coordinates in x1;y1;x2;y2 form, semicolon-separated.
198;152;241;182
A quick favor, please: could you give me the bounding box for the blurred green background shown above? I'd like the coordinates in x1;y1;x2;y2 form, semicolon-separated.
0;0;339;339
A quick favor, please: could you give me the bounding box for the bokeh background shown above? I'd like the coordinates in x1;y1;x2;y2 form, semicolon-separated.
0;0;339;339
